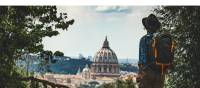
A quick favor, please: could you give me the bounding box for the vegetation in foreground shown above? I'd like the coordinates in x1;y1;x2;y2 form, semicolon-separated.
0;6;74;87
155;6;200;88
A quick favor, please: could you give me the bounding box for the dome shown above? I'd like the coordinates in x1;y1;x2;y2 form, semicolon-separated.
91;36;120;78
93;37;118;64
82;64;91;79
82;68;89;72
82;64;90;72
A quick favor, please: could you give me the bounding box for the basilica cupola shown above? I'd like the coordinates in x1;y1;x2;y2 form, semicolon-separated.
93;37;118;64
91;36;120;78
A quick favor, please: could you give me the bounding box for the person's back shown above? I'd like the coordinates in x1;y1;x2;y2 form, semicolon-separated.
139;32;154;67
137;14;165;88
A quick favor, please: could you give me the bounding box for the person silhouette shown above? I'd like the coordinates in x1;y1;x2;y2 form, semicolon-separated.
137;14;165;88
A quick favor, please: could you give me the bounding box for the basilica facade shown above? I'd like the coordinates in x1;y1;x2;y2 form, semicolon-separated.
91;37;120;78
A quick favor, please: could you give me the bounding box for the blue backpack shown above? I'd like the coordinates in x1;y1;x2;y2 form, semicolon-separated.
149;33;176;75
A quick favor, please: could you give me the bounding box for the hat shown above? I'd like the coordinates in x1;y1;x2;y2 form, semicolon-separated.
142;14;161;32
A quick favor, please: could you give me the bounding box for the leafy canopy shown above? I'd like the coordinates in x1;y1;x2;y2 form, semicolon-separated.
0;6;74;87
154;6;200;88
54;51;64;57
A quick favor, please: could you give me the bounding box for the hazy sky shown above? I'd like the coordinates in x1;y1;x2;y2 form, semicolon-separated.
42;6;156;59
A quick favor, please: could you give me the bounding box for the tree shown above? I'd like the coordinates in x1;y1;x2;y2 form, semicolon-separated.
88;80;99;88
116;79;125;88
97;78;136;88
0;6;74;87
39;50;53;74
124;76;136;88
78;84;90;88
99;82;115;88
154;6;200;88
54;51;64;57
40;50;53;62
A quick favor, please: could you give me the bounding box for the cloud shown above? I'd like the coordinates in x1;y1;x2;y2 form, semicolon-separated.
47;6;154;58
94;6;132;14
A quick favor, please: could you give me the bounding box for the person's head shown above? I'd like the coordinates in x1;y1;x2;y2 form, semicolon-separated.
142;14;161;33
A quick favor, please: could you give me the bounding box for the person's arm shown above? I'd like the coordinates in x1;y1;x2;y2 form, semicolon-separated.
138;36;147;69
137;37;146;83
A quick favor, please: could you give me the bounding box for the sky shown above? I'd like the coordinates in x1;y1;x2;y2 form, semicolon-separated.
42;6;156;60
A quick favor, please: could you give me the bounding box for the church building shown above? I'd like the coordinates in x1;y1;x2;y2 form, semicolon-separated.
91;37;120;79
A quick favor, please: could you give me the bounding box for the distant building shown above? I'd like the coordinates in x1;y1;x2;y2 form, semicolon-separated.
91;37;120;78
81;64;91;79
36;37;137;88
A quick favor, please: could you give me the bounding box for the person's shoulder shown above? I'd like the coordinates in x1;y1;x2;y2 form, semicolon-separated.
140;34;147;41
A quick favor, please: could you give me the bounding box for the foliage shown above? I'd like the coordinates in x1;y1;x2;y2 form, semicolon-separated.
154;6;200;88
38;50;55;74
99;83;115;88
78;84;90;88
54;50;64;57
40;50;53;63
88;80;99;88
3;67;30;88
98;78;136;88
0;6;74;87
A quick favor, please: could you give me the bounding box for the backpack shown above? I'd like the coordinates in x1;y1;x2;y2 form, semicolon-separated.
150;33;176;75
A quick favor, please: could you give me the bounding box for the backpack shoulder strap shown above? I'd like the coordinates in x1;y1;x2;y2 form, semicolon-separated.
145;34;154;65
152;37;157;59
171;41;176;53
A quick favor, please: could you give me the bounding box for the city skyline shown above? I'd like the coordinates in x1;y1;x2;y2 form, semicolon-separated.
42;6;156;59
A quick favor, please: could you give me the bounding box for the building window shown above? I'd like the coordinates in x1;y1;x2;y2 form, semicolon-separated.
104;65;107;73
114;66;116;73
109;66;112;72
99;67;101;72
